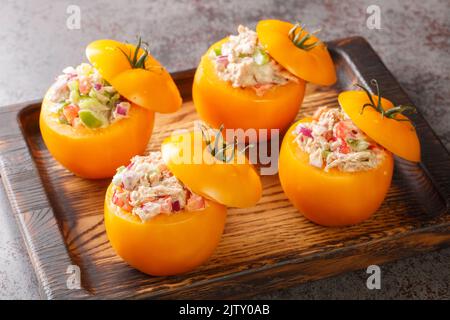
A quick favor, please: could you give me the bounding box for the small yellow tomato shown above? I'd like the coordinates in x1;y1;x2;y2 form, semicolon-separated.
193;38;306;139
279;118;394;227
40;90;154;179
41;38;183;179
104;184;227;276
104;129;263;276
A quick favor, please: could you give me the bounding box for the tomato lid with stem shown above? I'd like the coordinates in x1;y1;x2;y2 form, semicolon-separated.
161;125;262;208
86;38;182;113
256;19;336;86
338;79;421;162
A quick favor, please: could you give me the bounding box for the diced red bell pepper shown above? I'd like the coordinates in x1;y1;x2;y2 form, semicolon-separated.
186;194;205;211
62;104;80;126
112;190;132;212
339;141;351;154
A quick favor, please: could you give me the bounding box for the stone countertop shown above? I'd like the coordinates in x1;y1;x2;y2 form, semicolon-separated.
0;0;449;299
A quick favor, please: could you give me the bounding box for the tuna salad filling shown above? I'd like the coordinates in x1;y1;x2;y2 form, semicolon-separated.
293;107;386;172
111;152;206;222
48;63;130;129
211;25;298;96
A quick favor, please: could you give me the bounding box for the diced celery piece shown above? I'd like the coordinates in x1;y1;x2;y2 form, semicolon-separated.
67;80;79;92
322;150;331;159
253;49;269;65
108;93;120;108
78;97;109;111
49;101;68;113
214;47;222;56
347;138;370;151
102;86;116;94
111;93;120;101
70;89;80;104
89;88;109;105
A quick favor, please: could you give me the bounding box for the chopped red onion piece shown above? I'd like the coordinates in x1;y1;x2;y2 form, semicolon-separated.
94;83;102;91
114;102;130;118
172;200;181;212
116;105;128;116
216;55;229;67
298;125;313;138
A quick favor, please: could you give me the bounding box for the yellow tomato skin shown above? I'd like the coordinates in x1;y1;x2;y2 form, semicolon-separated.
193;38;306;138
40;90;154;179
279;119;394;227
104;184;227;276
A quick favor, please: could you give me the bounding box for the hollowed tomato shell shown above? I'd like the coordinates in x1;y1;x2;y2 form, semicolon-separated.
104;183;227;276
161;130;262;208
339;91;421;162
86;39;182;113
279;118;394;227
256;20;336;86
40;88;154;179
193;38;306;138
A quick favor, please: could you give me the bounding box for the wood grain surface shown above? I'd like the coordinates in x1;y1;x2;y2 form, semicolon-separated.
0;37;449;299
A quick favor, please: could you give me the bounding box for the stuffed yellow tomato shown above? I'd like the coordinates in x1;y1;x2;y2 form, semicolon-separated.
104;129;262;276
279;80;420;226
40;38;182;179
193;20;335;139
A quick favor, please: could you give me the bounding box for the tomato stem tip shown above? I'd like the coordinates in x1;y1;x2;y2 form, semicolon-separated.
198;123;252;163
355;79;416;121
118;36;163;72
288;22;322;51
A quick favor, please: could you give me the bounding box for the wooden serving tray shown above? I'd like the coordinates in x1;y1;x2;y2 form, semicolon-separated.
1;37;449;299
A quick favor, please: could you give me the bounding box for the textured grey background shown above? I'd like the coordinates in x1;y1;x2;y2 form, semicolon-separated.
0;0;449;299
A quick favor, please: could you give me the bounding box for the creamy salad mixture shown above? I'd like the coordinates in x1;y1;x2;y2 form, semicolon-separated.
211;25;298;96
293;107;386;172
111;152;206;222
48;63;130;129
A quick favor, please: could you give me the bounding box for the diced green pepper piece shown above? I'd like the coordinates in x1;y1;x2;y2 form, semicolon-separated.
214;47;222;56
78;109;104;128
